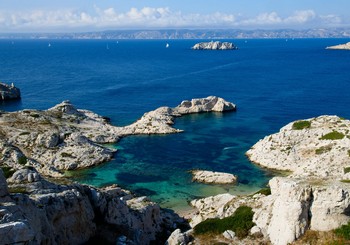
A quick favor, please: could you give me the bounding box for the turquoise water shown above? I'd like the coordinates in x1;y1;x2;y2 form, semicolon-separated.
1;38;350;211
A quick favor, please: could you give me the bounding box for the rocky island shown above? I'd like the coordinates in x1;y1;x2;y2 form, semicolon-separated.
326;42;350;50
0;82;21;101
191;41;237;50
0;96;236;244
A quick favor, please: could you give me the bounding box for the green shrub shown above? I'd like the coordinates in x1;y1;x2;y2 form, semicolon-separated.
292;120;311;130
30;113;40;118
8;186;28;194
320;131;345;140
334;221;350;240
194;206;255;239
61;152;74;158
254;188;271;196
344;167;350;174
18;156;27;165
315;146;332;155
1;166;15;178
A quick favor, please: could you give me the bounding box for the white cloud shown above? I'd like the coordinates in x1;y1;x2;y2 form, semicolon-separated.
284;10;316;24
0;6;344;32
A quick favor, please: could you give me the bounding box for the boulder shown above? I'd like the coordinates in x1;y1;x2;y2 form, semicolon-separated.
191;170;237;184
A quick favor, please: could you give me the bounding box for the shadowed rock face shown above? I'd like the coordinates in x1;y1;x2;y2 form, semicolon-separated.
0;169;182;244
0;82;21;100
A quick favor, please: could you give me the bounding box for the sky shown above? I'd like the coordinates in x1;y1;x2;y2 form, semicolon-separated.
0;0;349;32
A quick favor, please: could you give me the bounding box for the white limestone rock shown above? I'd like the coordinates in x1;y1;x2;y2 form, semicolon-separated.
165;228;191;245
192;41;238;50
190;193;236;227
223;230;235;239
191;170;237;184
326;42;350;50
175;96;236;114
247;115;350;178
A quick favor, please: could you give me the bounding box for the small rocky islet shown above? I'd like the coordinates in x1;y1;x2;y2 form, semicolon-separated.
0;82;21;101
2;92;350;244
191;41;238;50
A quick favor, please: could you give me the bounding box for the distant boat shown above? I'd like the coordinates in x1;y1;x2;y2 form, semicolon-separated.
48;43;51;47
106;44;110;50
166;43;170;48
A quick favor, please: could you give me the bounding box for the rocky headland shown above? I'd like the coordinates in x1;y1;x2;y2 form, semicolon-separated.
181;115;350;245
0;96;235;244
326;42;350;50
191;41;237;50
0;96;235;178
0;82;21;101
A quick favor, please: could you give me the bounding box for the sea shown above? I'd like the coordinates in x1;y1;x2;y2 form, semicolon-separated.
1;38;350;212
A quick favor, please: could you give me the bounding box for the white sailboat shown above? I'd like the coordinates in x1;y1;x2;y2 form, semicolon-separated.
166;43;170;48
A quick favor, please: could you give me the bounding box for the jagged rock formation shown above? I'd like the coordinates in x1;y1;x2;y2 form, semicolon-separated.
0;82;21;101
326;42;350;50
0;96;235;177
191;170;237;184
0;168;180;244
191;41;237;50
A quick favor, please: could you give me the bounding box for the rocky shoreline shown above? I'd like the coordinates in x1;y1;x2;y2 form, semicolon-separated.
2;94;350;244
0;96;235;244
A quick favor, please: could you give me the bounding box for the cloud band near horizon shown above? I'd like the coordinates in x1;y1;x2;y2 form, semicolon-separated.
0;6;344;32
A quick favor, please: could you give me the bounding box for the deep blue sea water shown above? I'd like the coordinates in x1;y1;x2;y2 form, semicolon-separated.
1;38;350;211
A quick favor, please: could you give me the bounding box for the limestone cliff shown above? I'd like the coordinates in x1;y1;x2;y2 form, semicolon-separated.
0;168;180;244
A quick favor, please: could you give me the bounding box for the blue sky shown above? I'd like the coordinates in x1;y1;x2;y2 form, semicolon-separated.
0;0;349;32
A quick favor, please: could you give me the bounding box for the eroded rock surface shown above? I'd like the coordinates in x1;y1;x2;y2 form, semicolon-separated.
0;169;180;244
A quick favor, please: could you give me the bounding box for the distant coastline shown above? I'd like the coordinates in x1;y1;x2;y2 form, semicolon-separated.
1;27;350;40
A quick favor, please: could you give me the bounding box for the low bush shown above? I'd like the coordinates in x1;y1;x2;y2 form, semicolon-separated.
344;167;350;174
334;221;350;240
18;156;27;165
1;166;15;178
194;206;255;239
320;131;345;140
254;188;271;196
315;146;332;155
292;120;311;130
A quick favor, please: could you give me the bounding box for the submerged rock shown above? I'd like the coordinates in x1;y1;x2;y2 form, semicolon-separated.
192;41;238;50
0;82;21;100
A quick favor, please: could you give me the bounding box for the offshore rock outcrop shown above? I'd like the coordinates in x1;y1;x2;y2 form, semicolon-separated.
191;170;237;184
326;42;350;50
0;96;235;177
0;168;180;244
191;41;237;50
0;82;21;101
